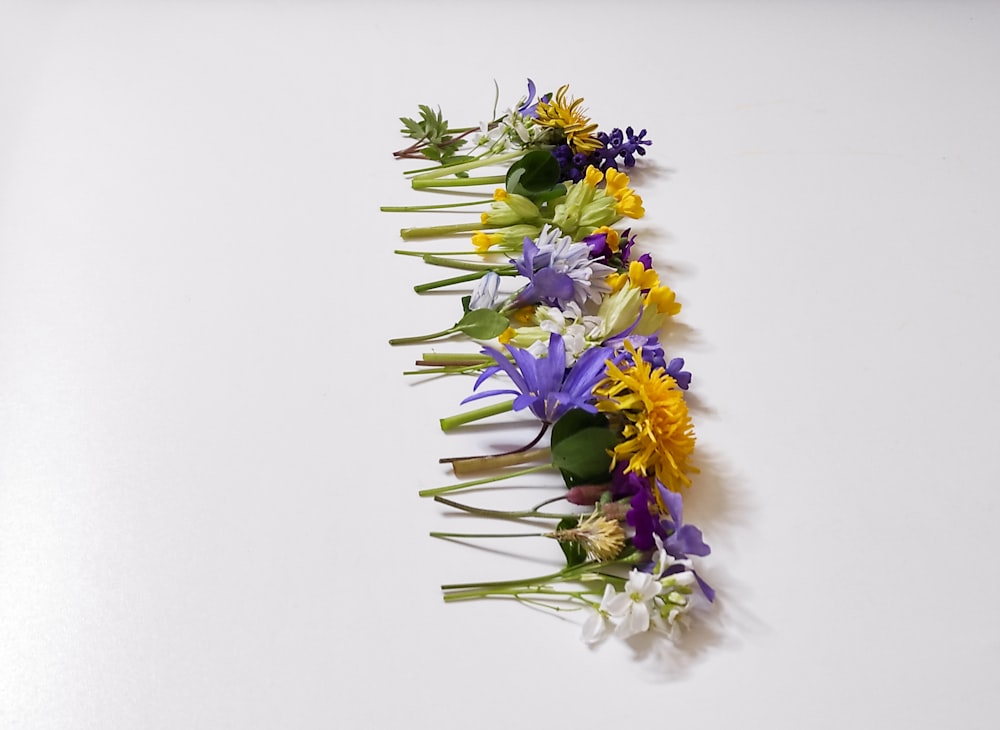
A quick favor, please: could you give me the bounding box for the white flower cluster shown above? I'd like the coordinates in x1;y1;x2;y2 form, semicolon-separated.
581;536;698;643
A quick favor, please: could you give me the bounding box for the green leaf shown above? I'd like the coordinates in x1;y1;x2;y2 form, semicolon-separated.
455;308;508;340
554;515;586;567
551;409;609;447
506;149;565;202
551;426;618;484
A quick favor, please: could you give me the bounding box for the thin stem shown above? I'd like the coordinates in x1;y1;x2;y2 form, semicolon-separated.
530;494;568;511
417;464;551;498
388;326;455;346
442;422;549;465
395;249;489;257
409;149;527;180
422;352;510;364
430;531;542;539
413;270;487;293
433;495;568;521
440;553;640;591
403;365;484;376
439;399;515;431
421;255;504;271
443;587;593;604
381;199;490;212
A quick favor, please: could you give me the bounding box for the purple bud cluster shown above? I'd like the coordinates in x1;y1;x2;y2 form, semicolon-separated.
551;127;653;183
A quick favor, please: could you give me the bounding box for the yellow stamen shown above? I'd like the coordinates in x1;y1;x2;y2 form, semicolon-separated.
472;231;503;252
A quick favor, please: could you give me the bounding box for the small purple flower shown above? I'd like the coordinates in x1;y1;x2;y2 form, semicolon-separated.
625;481;710;559
665;357;692;390
596;126;652;170
655;482;710;560
462;333;619;424
654;481;715;602
582;229;614;261
516;78;548;119
511;237;574;306
610;462;646;500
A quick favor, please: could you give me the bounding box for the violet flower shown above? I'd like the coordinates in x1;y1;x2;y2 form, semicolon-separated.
462;332;619;424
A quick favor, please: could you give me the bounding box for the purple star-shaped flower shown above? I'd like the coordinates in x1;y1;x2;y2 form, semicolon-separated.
461;333;619;424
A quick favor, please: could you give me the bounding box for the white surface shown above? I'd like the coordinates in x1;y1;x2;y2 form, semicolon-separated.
2;1;1000;727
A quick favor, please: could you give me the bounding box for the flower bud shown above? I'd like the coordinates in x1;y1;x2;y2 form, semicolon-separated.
565;484;609;505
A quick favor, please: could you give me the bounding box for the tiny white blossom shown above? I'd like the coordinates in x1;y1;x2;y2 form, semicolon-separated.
605;569;662;639
580;583;617;644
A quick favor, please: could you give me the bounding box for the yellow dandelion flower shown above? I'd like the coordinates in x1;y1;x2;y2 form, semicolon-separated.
535;85;602;155
594;342;697;490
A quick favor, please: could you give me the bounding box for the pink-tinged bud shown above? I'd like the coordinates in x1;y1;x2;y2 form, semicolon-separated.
565;485;609;506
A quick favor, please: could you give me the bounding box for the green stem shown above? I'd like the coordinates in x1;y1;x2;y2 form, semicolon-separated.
419;352;493;364
381;199;490;212
388;326;455;346
421;255;504;271
400;222;486;240
439;400;515;431
440;554;639;592
409;150;527;181
450;447;550;478
413;270;488;293
431;531;542;539
418;464;551;498
433;495;568;521
403;365;484;376
442;586;592;604
395;249;486;257
411;175;505;189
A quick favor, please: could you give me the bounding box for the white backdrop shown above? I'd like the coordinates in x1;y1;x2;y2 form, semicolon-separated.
3;1;1000;727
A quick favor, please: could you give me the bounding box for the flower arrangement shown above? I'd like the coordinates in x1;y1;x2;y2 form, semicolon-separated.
384;80;714;644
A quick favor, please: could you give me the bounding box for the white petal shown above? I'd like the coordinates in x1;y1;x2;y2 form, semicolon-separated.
604;592;632;618
580;610;610;644
616;602;650;639
598;583;618;612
